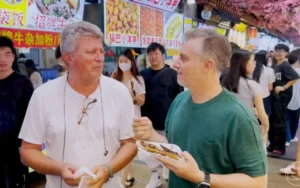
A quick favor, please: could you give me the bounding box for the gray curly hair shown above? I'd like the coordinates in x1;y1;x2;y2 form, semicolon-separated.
60;21;104;54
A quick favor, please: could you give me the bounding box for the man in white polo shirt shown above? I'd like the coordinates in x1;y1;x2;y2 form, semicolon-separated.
19;21;137;188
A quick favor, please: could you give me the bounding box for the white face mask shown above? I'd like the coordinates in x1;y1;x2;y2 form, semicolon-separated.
119;63;132;72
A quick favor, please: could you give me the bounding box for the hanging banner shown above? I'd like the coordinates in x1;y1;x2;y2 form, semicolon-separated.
140;6;164;47
104;0;140;47
164;13;183;49
184;17;192;33
132;0;180;13
26;0;85;32
0;0;28;28
0;28;60;48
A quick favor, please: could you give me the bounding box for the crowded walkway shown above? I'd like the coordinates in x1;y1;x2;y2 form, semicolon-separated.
1;1;300;188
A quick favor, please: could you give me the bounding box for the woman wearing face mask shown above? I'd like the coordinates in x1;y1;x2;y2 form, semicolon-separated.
222;50;269;148
112;49;145;187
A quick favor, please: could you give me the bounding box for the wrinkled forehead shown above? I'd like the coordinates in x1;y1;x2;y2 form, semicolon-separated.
74;36;103;49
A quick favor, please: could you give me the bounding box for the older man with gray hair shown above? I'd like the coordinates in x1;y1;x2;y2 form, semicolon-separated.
133;29;268;188
19;21;137;188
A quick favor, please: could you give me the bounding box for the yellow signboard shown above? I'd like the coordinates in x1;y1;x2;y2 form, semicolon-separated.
0;0;27;28
167;49;180;57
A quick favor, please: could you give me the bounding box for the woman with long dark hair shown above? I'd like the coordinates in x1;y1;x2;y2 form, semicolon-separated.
112;49;145;187
222;50;269;146
24;59;43;89
252;51;275;117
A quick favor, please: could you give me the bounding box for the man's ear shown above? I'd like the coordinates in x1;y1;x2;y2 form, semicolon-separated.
63;53;73;67
202;60;214;74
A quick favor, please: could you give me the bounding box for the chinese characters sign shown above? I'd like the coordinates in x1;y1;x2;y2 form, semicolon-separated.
26;0;85;32
104;0;184;49
0;0;85;32
164;13;184;49
0;0;27;28
140;6;164;47
132;0;180;12
0;28;60;48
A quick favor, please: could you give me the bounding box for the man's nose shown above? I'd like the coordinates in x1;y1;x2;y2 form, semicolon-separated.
95;54;104;62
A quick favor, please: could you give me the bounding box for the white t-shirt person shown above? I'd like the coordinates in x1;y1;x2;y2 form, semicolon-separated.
124;76;145;117
258;65;275;98
19;75;134;188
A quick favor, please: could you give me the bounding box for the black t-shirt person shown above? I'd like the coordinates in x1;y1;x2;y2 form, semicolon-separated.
274;61;300;105
0;72;34;145
141;65;183;130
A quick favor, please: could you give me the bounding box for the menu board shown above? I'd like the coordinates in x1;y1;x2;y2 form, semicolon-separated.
0;0;28;28
140;6;164;47
0;0;85;48
104;0;140;47
26;0;85;32
104;0;184;49
164;13;184;49
132;0;180;13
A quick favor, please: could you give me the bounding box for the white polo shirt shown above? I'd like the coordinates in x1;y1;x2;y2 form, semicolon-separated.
19;75;134;188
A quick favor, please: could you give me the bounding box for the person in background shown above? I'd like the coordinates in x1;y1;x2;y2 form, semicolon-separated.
252;51;275;118
268;44;300;155
12;48;20;73
279;50;300;175
285;51;300;146
133;29;267;188
219;42;240;83
24;59;43;89
19;21;137;188
55;45;68;76
17;53;28;76
222;50;269;146
112;49;145;187
0;36;34;188
140;42;183;188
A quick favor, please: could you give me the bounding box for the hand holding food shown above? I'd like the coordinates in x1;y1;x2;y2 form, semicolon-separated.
157;151;204;184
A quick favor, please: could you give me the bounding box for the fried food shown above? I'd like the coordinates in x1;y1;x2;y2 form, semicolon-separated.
105;0;139;37
140;141;182;160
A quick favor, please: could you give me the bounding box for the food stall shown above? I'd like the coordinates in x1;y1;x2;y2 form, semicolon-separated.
103;0;183;70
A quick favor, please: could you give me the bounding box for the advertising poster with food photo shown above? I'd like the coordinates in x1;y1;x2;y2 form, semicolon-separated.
26;0;85;32
0;0;28;28
140;6;164;48
104;0;140;47
164;13;184;50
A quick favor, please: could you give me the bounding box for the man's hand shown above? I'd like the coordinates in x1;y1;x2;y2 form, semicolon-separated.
61;163;80;186
275;86;285;94
87;165;110;188
133;117;154;140
156;151;204;184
